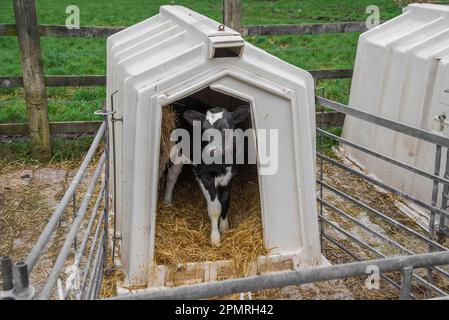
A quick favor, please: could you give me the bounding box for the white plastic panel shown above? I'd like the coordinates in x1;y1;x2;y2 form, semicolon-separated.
342;4;449;211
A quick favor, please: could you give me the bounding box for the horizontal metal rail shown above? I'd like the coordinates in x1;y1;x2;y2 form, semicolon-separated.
107;251;449;300
58;181;105;300
84;238;104;300
430;295;449;300
319;214;448;296
39;153;106;299
319;198;414;255
318;153;449;220
26;122;106;272
80;212;105;298
316;96;449;149
73;180;105;268
318;197;449;280
318;180;448;252
321;232;413;298
317;128;449;186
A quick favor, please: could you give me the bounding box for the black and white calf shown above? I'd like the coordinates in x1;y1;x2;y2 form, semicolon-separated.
163;104;250;246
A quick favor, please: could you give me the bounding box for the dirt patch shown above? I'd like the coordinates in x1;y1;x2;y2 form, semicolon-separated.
0;160;100;296
0;165;70;259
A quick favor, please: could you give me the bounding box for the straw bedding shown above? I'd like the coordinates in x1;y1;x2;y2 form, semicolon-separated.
154;165;268;278
158;105;177;180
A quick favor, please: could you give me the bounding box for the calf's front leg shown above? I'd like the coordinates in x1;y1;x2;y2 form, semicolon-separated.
218;180;232;234
208;195;222;247
164;163;183;205
196;175;222;247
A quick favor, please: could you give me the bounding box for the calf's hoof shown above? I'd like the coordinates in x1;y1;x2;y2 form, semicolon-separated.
210;231;221;247
219;217;229;234
163;198;173;206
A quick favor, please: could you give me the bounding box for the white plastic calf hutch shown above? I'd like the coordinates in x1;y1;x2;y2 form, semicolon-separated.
106;5;321;288
342;4;449;217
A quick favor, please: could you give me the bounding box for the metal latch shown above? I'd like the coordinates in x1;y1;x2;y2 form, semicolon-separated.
434;113;449;132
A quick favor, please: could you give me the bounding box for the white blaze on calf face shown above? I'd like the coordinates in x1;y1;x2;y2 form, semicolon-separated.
205;111;224;125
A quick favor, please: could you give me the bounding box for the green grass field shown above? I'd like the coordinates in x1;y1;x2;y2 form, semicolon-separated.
0;0;404;124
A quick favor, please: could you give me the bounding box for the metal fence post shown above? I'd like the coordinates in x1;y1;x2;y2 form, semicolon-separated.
73;191;77;251
428;144;442;297
318;87;326;250
1;256;13;291
0;256;14;299
438;149;449;242
102;102;110;270
13;261;35;300
399;266;414;300
429;145;442;237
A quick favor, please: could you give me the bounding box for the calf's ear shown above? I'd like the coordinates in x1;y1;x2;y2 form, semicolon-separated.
231;105;250;124
183;110;205;125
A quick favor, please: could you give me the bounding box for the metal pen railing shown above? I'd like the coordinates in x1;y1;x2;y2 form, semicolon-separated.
315;96;449;299
0;117;109;300
108;251;449;300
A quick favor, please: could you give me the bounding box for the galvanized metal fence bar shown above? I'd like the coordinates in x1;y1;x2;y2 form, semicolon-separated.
73;180;105;268
59;184;105;300
89;245;103;299
1;256;13;292
318;180;448;252
321;232;410;297
39;153;106;299
427;144;443;297
318;153;449;221
108;252;449;300
26;122;106;272
80;212;105;297
318;195;449;281
319;199;415;255
316;94;449;299
318;87;326;249
316;97;449;148
319;213;448;296
430;145;443;237
438;149;449;240
0;119;109;300
400;267;414;300
316;128;449;186
83;231;104;300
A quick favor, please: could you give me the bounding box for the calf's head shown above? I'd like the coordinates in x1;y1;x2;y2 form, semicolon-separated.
183;105;250;162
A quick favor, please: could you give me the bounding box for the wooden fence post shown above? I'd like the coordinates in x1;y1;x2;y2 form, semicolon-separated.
223;0;241;32
13;0;52;161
